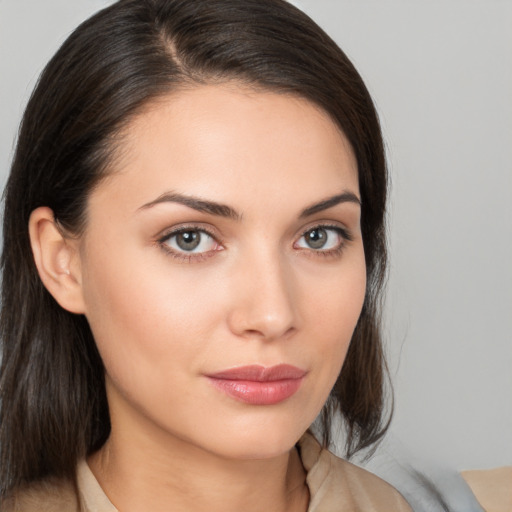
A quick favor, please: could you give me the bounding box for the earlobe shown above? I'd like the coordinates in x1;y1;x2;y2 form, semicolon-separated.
28;207;86;314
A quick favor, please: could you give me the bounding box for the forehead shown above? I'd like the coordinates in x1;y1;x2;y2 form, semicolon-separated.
93;84;359;215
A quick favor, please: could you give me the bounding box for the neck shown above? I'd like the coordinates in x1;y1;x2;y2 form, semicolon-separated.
88;410;309;512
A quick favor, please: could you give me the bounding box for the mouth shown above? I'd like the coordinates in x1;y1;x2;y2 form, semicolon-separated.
206;364;307;405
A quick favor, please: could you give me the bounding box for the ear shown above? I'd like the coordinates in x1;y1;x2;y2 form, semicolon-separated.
28;207;86;314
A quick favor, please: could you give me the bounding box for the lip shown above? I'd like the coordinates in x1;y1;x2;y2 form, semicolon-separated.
206;364;307;405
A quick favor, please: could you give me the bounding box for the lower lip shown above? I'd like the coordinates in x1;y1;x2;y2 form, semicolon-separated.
207;378;303;405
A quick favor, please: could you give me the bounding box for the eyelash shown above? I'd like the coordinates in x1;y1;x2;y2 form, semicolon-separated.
295;224;353;259
157;225;222;263
157;223;353;262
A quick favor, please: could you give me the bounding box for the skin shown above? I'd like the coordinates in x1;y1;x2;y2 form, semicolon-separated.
30;84;366;512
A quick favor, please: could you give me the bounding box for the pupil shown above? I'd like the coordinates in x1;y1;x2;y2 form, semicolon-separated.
307;228;326;249
176;231;200;251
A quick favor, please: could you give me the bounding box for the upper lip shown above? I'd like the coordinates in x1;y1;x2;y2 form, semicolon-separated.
207;364;306;382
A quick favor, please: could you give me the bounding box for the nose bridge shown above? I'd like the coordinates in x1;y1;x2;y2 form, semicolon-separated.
227;243;298;340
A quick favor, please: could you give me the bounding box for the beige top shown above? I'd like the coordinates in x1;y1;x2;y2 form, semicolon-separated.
4;433;411;511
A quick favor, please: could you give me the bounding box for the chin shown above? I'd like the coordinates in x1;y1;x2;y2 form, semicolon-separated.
205;420;308;461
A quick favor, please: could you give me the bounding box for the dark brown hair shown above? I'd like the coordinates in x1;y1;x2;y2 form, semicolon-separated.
0;0;390;497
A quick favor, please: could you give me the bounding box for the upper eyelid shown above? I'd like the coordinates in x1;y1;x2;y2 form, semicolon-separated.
157;223;220;242
298;222;353;240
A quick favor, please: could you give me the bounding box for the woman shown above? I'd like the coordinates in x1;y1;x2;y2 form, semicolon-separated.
0;0;411;510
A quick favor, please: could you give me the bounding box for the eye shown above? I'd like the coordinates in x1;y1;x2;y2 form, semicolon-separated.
161;228;220;254
295;226;348;251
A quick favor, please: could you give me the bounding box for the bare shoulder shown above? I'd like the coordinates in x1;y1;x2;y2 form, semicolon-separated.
1;477;79;512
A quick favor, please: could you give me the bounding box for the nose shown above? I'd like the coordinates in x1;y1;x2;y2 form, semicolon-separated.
226;251;298;341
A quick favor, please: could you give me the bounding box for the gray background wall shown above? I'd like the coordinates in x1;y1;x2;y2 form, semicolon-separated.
1;0;510;471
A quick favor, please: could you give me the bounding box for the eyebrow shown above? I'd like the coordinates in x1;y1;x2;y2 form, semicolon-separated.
138;192;241;220
138;190;360;220
299;191;361;218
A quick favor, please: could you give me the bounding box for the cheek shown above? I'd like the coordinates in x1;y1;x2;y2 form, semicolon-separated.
80;245;266;426
79;245;221;386
297;245;367;400
307;249;366;344
80;262;215;432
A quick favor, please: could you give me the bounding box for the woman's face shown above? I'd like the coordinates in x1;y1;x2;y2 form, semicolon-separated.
76;85;366;459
